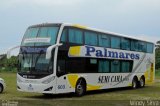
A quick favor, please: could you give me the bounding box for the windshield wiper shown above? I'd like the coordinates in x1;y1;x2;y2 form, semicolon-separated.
21;51;32;73
34;50;44;70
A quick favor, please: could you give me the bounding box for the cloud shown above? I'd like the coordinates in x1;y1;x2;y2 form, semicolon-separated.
0;0;159;53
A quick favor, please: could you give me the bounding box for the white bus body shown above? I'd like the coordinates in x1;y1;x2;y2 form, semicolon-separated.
17;23;155;96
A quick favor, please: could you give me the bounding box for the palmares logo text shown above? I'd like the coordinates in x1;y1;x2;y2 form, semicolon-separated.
85;46;140;60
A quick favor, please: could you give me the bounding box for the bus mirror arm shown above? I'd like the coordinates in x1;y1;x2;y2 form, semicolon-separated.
7;45;20;59
155;44;160;49
46;43;63;59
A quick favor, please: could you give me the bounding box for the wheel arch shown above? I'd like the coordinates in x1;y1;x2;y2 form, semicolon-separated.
76;77;87;88
133;75;138;81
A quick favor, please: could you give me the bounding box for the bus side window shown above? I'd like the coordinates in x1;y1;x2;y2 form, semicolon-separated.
111;60;120;73
68;28;83;44
85;31;98;46
98;34;110;48
111;36;121;49
131;40;139;51
147;43;153;53
121;38;131;50
85;59;98;73
60;28;68;42
138;41;146;52
98;60;110;73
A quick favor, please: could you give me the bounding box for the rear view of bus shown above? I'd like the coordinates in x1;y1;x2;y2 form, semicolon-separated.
17;23;155;96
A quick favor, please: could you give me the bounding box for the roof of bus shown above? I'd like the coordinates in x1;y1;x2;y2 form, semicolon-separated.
29;23;155;44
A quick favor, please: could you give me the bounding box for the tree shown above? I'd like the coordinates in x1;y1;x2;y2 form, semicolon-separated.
0;56;18;71
155;40;160;69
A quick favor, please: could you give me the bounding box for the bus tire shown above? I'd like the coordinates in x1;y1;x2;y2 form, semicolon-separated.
132;77;138;89
43;93;53;96
75;79;86;97
0;84;3;93
139;76;145;88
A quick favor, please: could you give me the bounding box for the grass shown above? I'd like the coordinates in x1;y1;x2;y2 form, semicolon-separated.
0;71;160;106
155;69;160;78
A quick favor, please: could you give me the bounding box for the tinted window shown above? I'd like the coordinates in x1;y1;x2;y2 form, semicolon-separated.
66;58;85;73
40;27;58;44
98;60;110;73
85;31;98;46
111;36;120;49
86;59;98;73
69;29;83;44
131;40;147;52
57;60;66;76
121;61;130;72
111;60;120;73
147;43;154;53
131;40;139;51
121;38;130;50
139;42;146;52
99;34;110;47
24;28;39;38
61;28;68;42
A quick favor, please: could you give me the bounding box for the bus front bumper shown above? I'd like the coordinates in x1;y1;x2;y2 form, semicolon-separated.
17;82;56;94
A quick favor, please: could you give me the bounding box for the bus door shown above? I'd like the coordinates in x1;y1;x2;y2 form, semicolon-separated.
55;58;68;93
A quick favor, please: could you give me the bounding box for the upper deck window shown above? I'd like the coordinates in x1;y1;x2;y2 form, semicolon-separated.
61;28;68;42
68;29;83;44
131;40;147;52
121;38;130;50
85;31;98;46
98;34;110;47
111;36;120;49
22;26;59;46
147;43;154;53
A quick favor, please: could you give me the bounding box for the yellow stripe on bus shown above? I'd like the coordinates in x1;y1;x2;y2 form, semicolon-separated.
67;74;79;88
69;46;81;57
73;24;87;29
144;63;154;84
87;84;102;91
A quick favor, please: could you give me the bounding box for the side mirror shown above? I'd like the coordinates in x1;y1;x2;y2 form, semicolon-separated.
46;43;62;59
155;44;160;49
7;46;20;59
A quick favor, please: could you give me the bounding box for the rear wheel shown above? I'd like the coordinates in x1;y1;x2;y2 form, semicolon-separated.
75;79;86;97
0;84;3;93
139;77;145;88
132;78;138;89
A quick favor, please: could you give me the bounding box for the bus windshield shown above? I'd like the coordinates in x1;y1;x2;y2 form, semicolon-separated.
18;25;59;78
21;26;59;46
18;50;54;78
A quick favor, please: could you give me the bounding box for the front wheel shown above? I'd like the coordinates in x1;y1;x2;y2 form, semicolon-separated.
75;79;86;97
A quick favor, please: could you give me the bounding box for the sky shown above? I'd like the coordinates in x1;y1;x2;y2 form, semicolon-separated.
0;0;160;54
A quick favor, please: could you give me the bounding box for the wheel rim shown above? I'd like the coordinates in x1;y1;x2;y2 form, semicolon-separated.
133;81;136;88
133;80;137;88
77;83;83;94
76;81;84;95
140;79;144;87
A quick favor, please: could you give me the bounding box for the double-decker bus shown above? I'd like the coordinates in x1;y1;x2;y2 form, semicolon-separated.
17;23;155;96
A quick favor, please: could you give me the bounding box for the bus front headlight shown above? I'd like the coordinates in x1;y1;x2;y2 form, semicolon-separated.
17;77;23;83
42;76;55;84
